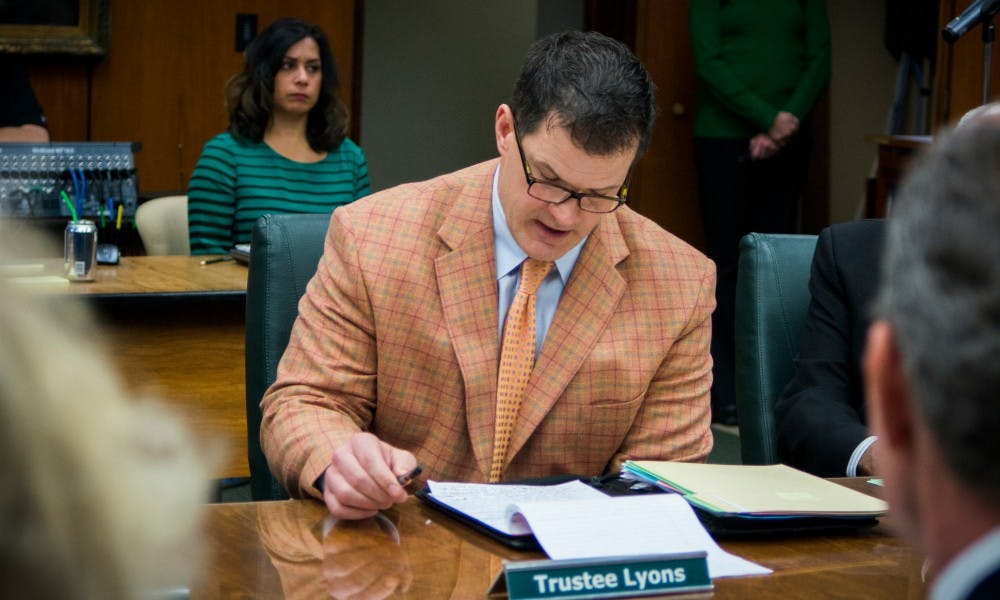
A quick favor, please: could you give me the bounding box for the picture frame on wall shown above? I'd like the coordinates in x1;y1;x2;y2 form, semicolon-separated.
0;0;110;56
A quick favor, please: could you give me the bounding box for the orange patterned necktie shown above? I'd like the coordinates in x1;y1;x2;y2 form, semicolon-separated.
490;258;554;482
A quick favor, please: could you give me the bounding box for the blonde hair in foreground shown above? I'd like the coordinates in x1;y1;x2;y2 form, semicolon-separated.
0;251;216;598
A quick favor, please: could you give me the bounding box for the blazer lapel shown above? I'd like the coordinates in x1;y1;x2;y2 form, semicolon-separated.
506;214;629;464
435;161;500;480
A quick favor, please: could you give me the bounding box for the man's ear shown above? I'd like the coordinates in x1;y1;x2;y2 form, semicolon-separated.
864;321;914;452
495;104;514;156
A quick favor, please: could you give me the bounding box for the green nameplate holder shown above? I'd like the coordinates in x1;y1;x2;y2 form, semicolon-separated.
487;553;712;599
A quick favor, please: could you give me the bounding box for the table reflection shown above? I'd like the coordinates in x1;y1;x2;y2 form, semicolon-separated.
322;513;412;599
254;500;508;599
196;484;923;599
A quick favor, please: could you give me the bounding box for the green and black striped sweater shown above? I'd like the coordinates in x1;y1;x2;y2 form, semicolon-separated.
187;132;370;254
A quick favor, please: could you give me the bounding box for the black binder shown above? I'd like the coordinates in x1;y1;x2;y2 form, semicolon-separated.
417;474;879;549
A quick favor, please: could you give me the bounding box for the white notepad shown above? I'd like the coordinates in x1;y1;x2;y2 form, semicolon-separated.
426;480;770;579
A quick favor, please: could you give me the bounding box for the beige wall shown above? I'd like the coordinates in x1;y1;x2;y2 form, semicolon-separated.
360;0;537;191
827;1;901;224
361;1;908;227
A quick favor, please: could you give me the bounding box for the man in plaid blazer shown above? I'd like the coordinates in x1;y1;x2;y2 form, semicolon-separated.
261;31;716;519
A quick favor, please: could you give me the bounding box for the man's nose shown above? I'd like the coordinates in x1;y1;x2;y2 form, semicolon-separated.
546;197;580;226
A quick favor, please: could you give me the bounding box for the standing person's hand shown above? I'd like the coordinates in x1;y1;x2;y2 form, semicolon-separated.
768;111;799;144
749;134;779;160
322;432;419;519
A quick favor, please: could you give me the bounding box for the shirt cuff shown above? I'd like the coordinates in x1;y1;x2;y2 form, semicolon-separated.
847;435;879;477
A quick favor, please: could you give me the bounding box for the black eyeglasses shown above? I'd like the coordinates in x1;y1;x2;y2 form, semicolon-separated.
512;122;630;214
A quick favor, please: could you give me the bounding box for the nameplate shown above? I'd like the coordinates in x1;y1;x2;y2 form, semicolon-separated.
488;553;711;599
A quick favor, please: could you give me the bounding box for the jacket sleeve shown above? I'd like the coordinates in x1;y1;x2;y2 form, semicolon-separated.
775;227;870;476
259;209;378;499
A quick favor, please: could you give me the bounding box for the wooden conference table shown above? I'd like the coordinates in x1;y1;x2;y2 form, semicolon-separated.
191;479;925;598
57;255;249;478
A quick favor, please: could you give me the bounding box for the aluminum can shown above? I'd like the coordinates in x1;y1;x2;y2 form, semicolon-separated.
64;219;98;281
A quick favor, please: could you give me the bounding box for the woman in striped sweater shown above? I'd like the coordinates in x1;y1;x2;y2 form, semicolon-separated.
187;17;370;255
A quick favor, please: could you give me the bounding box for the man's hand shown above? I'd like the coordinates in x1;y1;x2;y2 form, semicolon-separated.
768;111;799;145
858;441;880;477
749;134;779;160
322;432;419;519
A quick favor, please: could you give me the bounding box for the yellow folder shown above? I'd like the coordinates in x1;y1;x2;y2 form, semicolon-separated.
625;462;887;517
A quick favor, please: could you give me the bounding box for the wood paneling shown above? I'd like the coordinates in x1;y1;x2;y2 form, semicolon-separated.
26;61;91;141
934;0;1000;128
23;1;359;195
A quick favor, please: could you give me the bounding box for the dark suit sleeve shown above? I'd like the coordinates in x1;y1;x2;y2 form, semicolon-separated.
774;226;871;476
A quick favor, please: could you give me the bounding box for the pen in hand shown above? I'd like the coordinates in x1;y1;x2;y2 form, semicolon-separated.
200;256;234;265
396;464;423;487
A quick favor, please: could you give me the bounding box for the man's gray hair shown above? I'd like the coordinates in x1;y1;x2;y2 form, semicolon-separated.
874;124;1000;501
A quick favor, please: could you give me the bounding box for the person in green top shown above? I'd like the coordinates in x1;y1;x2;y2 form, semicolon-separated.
188;17;370;255
688;0;830;425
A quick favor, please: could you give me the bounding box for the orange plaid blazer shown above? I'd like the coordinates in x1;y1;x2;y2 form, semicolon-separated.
261;159;716;499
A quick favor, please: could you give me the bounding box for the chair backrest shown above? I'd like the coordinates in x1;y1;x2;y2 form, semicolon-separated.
135;195;190;255
734;233;817;465
245;213;331;501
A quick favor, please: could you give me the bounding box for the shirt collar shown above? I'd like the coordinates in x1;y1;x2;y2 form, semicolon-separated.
491;165;585;283
931;526;1000;600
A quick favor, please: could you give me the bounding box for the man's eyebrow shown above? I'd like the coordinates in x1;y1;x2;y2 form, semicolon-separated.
532;158;621;195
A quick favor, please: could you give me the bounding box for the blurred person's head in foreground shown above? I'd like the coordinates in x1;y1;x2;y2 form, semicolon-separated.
0;236;217;599
865;122;1000;597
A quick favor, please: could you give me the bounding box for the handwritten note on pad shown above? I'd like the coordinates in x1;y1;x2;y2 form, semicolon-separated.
427;480;607;535
425;480;770;579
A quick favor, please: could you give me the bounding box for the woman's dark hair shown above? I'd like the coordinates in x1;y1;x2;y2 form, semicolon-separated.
225;17;348;152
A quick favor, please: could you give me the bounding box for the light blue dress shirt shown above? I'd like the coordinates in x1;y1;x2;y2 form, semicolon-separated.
492;167;586;358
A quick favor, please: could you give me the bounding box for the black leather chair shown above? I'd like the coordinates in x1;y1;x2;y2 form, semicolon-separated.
733;232;817;465
245;213;331;501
